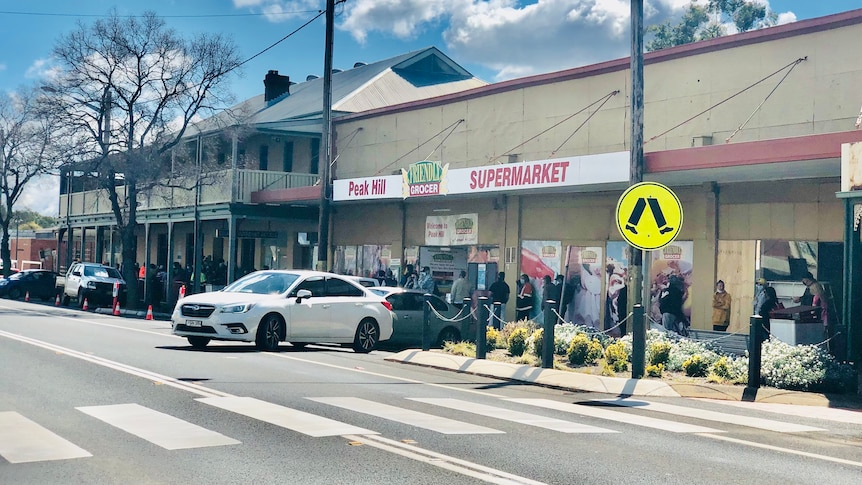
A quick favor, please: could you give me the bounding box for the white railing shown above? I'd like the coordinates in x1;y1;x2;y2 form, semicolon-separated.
60;169;319;217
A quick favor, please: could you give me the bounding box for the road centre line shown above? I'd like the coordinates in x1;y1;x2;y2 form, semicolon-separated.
699;433;862;468
342;434;547;485
0;329;227;399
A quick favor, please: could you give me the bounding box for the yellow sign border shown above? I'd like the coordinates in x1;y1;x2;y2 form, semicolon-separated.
615;182;683;251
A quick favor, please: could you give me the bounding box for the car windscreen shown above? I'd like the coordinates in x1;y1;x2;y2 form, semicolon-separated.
83;266;122;279
8;272;25;281
222;272;299;294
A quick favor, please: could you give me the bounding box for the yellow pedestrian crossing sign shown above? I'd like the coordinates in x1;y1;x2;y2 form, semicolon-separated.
616;182;683;251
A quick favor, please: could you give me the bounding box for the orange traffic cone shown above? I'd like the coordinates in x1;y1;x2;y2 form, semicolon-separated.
25;291;30;302
55;294;61;306
145;305;154;320
82;298;89;311
113;301;121;316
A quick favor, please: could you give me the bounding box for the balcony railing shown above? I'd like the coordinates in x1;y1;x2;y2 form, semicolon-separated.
59;169;319;217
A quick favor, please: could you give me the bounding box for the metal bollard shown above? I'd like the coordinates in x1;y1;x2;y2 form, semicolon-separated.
476;297;489;359
460;297;473;343
422;293;433;351
493;302;503;330
542;300;555;369
748;314;763;389
631;304;645;379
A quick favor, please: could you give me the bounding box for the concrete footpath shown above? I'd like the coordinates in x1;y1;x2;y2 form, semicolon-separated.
386;349;862;409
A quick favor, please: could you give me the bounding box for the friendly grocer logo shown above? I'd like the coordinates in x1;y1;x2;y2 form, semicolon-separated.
662;245;683;260
580;250;598;264
402;160;449;198
541;245;557;258
432;253;454;262
454;217;474;234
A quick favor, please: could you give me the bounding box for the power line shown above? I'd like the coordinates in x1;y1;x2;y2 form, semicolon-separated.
0;10;319;19
236;9;326;69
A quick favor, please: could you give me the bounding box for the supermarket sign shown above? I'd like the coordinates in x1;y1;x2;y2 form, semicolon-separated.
332;151;628;201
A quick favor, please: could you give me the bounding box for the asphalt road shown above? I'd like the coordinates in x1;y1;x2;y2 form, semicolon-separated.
1;298;861;485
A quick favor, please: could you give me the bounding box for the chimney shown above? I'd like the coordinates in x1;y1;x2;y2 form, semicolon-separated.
264;70;291;102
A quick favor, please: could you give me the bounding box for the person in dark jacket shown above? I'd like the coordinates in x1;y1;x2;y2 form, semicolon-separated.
659;276;686;335
488;272;510;329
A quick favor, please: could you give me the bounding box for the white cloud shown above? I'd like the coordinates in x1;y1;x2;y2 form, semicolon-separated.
335;0;799;82
24;58;61;83
777;12;797;25
233;0;324;23
19;175;60;217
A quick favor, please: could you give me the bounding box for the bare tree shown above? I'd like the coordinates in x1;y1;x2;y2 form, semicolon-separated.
0;86;71;277
45;10;242;307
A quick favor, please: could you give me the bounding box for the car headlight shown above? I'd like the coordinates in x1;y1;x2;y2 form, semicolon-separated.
220;303;254;313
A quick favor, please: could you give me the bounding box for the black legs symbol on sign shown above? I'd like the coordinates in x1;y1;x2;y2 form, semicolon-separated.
625;197;674;235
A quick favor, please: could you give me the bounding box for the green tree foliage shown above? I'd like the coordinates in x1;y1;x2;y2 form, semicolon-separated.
646;0;777;52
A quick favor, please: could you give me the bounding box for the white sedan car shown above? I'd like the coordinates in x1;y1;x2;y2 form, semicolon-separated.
171;270;394;352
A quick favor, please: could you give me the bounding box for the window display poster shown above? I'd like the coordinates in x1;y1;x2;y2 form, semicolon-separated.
358;245;392;278
424;213;479;246
649;241;694;324
563;246;604;329
604;242;629;337
333;246;358;275
468;245;500;263
419;246;468;287
521;240;562;319
404;246;419;267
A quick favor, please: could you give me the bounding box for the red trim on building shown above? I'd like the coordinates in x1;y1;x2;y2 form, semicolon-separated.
250;185;321;204
645;131;862;172
337;9;862;124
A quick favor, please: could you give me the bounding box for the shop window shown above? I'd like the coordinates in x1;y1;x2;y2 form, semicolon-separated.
259;145;269;171
310;138;320;175
283;141;294;172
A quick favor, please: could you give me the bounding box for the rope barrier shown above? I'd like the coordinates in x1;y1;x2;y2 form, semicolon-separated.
424;300;476;323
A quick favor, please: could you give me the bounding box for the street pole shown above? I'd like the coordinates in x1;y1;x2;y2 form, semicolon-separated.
316;0;335;271
630;0;646;379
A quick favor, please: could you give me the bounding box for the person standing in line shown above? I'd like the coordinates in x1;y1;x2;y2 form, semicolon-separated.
711;280;732;331
488;272;510;329
560;274;580;323
540;275;555;316
400;264;418;289
516;274;534;321
753;277;768;315
548;274;563;321
659;276;686;335
760;286;779;342
450;270;472;310
417;266;436;295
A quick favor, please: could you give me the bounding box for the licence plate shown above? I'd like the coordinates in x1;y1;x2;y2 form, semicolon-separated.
186;320;203;327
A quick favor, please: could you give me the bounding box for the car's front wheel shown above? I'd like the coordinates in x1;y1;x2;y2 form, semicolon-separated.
352;319;379;353
437;327;461;347
187;336;210;349
256;313;283;351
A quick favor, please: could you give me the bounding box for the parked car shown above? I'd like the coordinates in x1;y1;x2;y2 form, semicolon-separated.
0;267;20;278
57;262;127;308
347;276;380;287
0;269;58;301
369;287;468;348
171;270;395;352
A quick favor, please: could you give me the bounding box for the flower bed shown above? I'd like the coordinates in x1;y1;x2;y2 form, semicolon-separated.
442;321;858;394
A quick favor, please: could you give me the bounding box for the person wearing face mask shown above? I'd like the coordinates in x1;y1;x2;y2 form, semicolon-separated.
516;274;534;321
712;280;732;331
753;277;768;316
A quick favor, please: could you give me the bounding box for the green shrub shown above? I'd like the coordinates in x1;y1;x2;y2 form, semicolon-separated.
530;329;544;357
443;341;476;357
486;327;500;349
648;341;672;366
601;361;616;376
682;354;709;377
646;363;664;377
566;333;603;366
710;356;732;379
554;336;569;355
508;327;529;356
604;341;629;372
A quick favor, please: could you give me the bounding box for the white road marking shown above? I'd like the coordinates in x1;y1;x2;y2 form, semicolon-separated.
506;398;721;433
197;396;377;437
698;399;862;425
0;412;92;463
591;398;825;433
77;403;240;450
701;433;862;468
343;434;547;485
309;397;504;435
409;398;617;434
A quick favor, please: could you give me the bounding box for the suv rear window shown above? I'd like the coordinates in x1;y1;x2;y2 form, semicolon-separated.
83;265;122;279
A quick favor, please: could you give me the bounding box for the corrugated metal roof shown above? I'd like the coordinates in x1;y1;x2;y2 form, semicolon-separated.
187;47;485;137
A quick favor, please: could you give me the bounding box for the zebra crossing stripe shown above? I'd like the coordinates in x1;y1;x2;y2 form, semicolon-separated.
308;397;504;435
0;412;91;463
408;398;618;434
698;399;862;425
197;396;377;437
589;399;825;433
77;404;240;450
505;398;722;433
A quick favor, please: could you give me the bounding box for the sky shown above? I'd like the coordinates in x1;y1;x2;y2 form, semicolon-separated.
1;0;860;217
